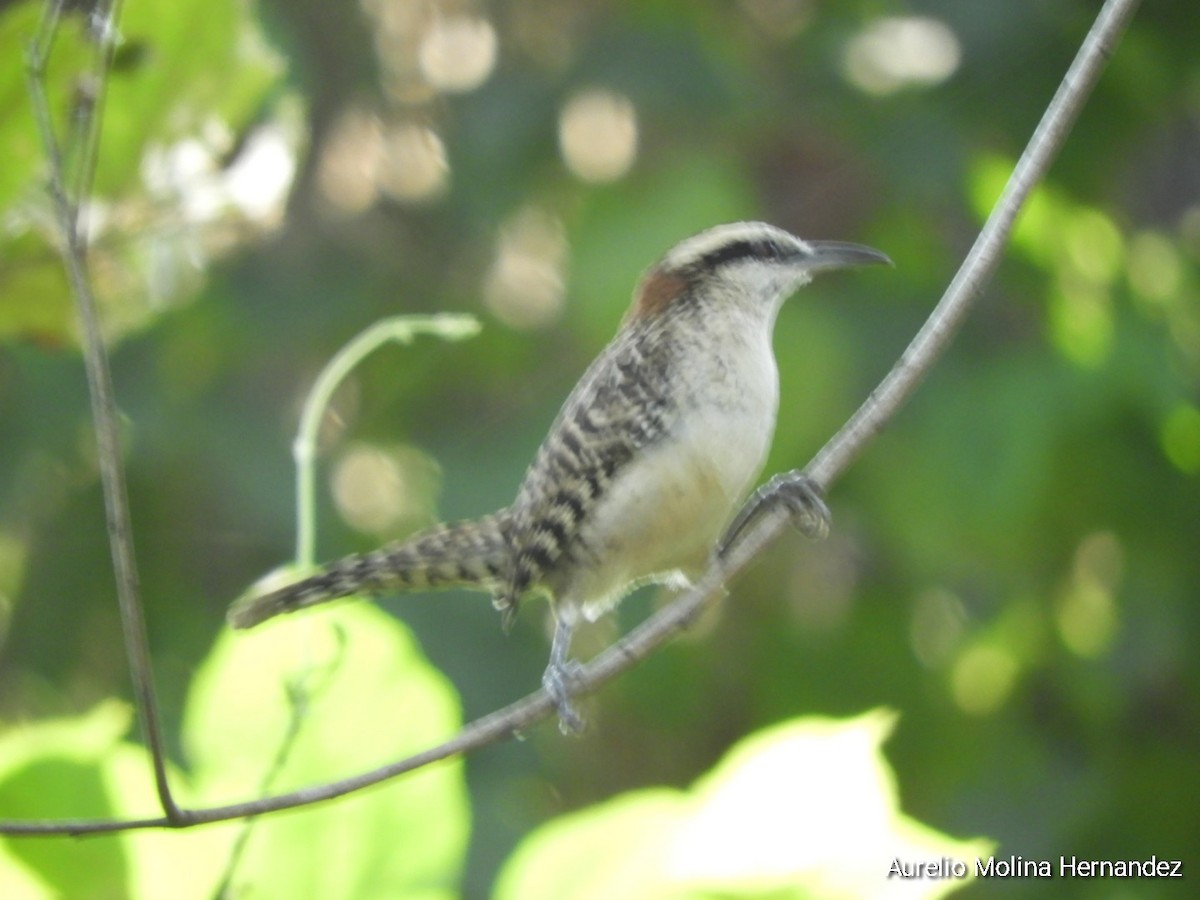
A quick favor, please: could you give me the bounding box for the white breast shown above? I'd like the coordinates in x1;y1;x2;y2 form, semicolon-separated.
556;313;781;622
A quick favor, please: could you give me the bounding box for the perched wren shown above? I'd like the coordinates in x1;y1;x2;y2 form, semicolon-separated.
229;222;890;729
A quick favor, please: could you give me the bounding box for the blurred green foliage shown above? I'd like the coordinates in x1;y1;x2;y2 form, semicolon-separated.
0;0;285;344
1;0;1199;897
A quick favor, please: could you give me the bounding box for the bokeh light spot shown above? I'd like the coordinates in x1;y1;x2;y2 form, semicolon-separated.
951;644;1018;715
1049;277;1112;367
558;88;638;183
1161;404;1200;474
842;16;960;96
1056;532;1122;659
317;108;385;216
419;15;498;93
378;122;450;204
1128;231;1183;305
225;121;297;225
1062;207;1123;285
483;206;569;329
331;444;440;536
910;587;967;669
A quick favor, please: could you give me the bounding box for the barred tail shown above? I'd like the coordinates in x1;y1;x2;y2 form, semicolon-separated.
227;512;512;629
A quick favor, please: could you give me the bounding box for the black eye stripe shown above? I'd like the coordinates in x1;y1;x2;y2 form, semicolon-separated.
694;238;799;270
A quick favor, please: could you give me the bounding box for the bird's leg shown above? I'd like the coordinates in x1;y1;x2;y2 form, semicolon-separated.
718;471;831;562
542;613;586;734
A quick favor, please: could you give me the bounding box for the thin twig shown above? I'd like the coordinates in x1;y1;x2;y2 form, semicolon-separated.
210;630;349;898
805;0;1140;489
0;0;1140;839
293;315;480;568
69;0;123;249
0;687;554;835
23;0;181;821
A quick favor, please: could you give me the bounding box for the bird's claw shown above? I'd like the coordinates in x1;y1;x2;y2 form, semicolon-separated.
765;471;830;540
494;594;520;634
542;660;586;734
718;471;830;560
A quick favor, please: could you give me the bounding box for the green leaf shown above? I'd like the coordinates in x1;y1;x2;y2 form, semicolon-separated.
0;702;228;900
0;606;470;900
0;701;138;899
496;711;993;899
183;604;470;899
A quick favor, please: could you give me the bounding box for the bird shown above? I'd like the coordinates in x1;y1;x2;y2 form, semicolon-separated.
228;221;890;730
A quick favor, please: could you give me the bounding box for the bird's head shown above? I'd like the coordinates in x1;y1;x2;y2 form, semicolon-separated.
629;221;891;323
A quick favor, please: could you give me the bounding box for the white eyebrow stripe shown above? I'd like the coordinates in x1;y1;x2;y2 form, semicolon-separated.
659;221;810;271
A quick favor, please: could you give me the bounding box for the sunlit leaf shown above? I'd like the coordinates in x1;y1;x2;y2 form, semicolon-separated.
496;711;992;899
0;702;136;898
183;604;470;898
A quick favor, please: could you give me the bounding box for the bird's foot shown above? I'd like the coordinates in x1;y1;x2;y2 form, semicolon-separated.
719;471;830;561
763;471;831;540
542;659;586;735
